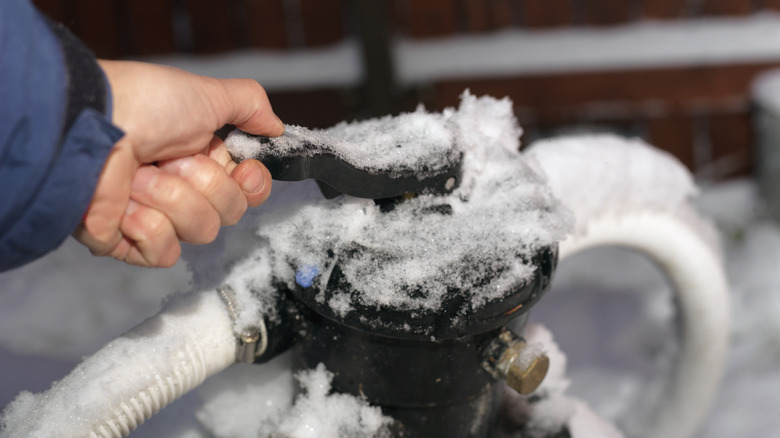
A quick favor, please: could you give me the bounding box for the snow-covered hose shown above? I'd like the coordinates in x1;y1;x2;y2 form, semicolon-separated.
558;212;729;438
2;290;238;438
528;135;730;438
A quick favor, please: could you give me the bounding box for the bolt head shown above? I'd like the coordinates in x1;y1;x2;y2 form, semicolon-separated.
501;344;550;395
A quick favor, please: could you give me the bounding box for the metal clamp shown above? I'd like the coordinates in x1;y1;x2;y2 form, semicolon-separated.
217;285;268;363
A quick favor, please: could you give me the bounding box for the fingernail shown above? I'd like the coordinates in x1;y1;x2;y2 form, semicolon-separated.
132;166;158;192
240;168;265;194
275;115;285;133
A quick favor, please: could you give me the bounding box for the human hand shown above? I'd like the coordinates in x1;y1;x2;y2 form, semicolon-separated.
73;60;284;267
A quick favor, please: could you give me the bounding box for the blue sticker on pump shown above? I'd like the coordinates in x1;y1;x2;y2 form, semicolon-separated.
295;265;319;288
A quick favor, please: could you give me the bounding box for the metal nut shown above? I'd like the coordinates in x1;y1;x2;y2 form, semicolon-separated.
498;341;550;395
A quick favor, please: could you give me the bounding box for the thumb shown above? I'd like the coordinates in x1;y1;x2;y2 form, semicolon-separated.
232;159;273;207
214;78;285;136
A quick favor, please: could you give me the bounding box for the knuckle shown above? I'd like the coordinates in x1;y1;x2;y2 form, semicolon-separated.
143;211;172;241
184;209;220;244
184;155;228;199
163;180;188;207
223;198;247;226
156;243;181;268
83;214;120;246
202;213;221;242
147;170;188;207
198;163;225;198
244;78;267;96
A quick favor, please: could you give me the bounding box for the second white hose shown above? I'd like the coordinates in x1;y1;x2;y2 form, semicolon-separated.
559;211;730;438
527;134;730;438
0;290;237;438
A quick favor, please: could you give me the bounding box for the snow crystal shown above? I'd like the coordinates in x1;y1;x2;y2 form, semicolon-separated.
221;92;572;329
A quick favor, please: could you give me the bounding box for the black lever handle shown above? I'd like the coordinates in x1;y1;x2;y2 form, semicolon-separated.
227;127;462;200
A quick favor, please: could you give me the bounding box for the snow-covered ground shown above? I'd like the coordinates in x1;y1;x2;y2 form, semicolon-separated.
1;172;779;437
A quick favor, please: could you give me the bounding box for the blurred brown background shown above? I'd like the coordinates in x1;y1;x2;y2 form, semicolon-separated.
33;0;780;180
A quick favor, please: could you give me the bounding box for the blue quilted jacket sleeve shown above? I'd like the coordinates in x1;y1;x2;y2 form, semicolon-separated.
0;0;124;271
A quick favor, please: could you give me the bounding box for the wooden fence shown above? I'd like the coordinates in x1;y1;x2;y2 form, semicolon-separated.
34;0;780;57
393;0;780;35
33;0;780;179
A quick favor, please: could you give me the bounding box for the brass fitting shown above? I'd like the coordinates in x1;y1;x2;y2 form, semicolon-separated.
498;339;550;395
483;330;549;395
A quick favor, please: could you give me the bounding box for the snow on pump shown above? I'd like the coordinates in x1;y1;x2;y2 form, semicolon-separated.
0;93;729;438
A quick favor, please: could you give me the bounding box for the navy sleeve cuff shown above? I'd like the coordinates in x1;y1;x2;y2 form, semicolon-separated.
0;110;123;271
0;6;123;271
44;16;113;135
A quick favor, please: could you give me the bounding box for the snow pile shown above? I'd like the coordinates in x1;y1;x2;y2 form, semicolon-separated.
196;354;392;438
267;364;392;438
522;325;575;435
195;355;296;437
215;92;572;332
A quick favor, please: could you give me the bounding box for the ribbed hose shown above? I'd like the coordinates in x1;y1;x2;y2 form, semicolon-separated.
87;342;213;438
2;290;238;438
559;211;730;438
85;290;237;438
